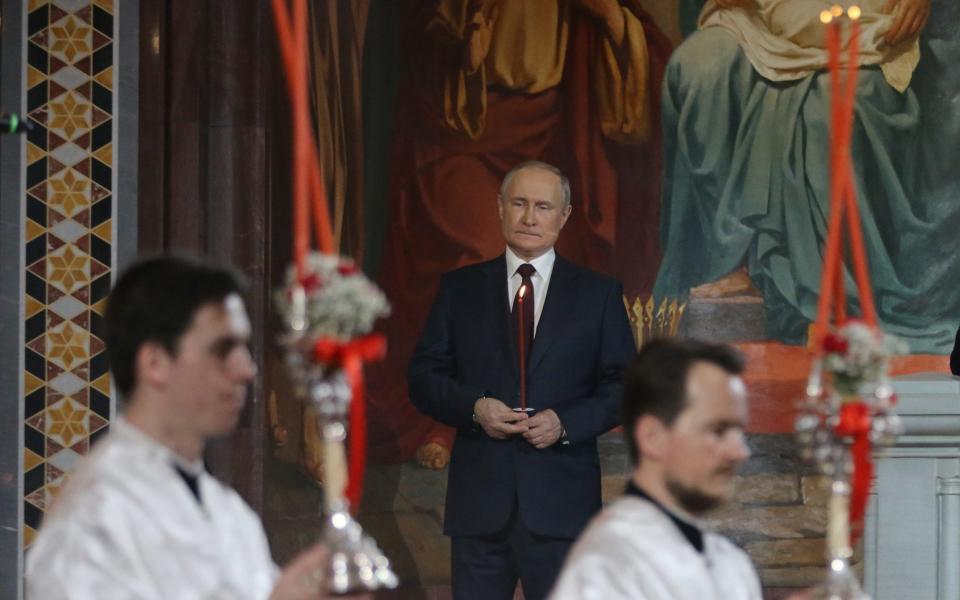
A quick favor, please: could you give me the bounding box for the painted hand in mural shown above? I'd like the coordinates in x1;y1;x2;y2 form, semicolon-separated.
573;0;626;44
883;0;930;45
465;0;499;72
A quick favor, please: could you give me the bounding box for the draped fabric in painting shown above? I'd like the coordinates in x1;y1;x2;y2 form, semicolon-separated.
653;0;960;353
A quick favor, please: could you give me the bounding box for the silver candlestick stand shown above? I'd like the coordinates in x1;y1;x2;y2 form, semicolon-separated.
794;360;901;600
280;294;398;595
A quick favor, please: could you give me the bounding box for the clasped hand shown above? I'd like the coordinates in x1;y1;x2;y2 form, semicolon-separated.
474;397;563;449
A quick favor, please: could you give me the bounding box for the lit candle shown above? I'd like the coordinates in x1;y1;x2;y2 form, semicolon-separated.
835;8;863;323
839;5;879;324
814;7;846;333
827;480;853;558
822;9;840;128
842;6;861;145
518;284;527;411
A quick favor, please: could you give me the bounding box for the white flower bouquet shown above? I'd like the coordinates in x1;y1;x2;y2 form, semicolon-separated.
821;320;907;397
275;252;390;343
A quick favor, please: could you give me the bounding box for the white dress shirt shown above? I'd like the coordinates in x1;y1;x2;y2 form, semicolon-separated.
505;246;556;335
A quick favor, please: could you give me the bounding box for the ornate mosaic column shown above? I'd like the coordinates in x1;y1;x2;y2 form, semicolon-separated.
0;1;136;596
21;0;118;550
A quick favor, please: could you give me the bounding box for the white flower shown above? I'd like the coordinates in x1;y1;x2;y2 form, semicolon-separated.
822;321;905;396
274;252;391;342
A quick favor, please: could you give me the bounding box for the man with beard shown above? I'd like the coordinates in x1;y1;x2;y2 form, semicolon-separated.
549;338;761;599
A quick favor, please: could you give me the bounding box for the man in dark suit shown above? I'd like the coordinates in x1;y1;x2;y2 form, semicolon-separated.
408;161;636;600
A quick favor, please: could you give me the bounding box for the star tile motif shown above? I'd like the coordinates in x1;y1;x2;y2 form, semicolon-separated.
45;397;89;448
46;320;90;372
48;91;92;140
47;244;91;295
47;169;91;217
49;15;92;64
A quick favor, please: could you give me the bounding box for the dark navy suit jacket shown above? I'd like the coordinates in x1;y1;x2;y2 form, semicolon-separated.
408;254;635;539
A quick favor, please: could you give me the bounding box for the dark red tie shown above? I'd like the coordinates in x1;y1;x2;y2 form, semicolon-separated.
512;263;536;363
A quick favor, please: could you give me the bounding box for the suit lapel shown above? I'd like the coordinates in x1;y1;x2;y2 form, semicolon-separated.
528;256;577;375
482;255;518;379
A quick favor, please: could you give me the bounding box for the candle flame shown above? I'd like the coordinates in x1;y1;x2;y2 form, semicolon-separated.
518;284;527;299
820;10;833;23
847;5;861;20
831;4;843;17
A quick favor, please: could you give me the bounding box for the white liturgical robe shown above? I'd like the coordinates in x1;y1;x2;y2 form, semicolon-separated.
26;420;279;600
549;493;762;600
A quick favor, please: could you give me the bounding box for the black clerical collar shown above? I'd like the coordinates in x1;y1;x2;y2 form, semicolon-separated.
625;481;704;553
174;464;202;505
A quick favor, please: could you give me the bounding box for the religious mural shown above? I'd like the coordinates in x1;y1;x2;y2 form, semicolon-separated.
363;0;672;470
289;0;958;474
655;0;959;355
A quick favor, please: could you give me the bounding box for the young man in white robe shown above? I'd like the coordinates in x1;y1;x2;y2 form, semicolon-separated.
549;339;762;600
26;256;335;599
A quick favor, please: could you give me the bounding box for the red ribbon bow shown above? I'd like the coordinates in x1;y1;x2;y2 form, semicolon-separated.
313;334;387;512
834;401;873;543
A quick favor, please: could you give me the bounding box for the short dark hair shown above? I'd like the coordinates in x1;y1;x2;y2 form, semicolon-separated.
103;255;248;397
621;338;745;463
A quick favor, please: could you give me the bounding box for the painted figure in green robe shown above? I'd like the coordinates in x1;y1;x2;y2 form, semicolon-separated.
654;0;960;353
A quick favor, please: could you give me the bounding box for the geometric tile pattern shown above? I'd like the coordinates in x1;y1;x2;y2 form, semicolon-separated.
22;0;114;550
